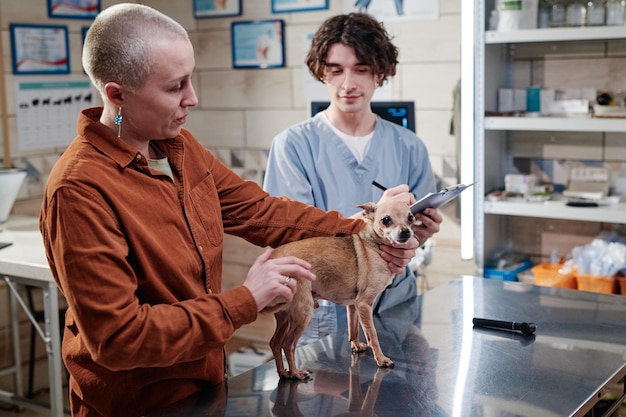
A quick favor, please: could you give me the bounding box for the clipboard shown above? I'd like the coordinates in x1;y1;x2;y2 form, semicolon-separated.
410;182;475;214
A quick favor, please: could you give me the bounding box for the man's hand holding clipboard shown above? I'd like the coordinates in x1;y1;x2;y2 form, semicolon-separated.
410;182;475;214
370;181;473;250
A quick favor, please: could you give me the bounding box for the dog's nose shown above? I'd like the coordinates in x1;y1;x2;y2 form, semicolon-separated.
399;228;412;242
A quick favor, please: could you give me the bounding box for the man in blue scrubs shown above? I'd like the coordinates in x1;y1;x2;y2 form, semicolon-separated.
263;13;442;345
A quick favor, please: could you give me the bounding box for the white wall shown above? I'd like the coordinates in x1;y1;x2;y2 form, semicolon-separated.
1;0;462;240
0;0;464;362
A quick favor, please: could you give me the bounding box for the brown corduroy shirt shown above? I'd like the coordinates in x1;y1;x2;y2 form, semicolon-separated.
39;107;364;417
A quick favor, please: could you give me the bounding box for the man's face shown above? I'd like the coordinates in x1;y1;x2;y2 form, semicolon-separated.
323;43;378;116
121;38;198;142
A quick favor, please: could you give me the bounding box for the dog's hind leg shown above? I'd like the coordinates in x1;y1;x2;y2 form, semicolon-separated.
270;311;291;378
355;301;393;368
348;304;367;353
283;304;313;380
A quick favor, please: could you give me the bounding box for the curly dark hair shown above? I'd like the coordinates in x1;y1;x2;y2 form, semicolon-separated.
305;13;398;87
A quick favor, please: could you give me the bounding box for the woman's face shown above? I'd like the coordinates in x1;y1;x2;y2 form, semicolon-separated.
122;37;198;142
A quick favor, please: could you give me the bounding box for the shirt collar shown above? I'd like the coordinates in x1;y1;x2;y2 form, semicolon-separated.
78;107;182;169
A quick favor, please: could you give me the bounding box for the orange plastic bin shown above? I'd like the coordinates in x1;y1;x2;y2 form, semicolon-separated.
531;263;577;289
576;274;618;294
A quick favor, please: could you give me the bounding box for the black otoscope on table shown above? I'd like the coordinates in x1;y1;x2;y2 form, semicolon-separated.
472;318;537;336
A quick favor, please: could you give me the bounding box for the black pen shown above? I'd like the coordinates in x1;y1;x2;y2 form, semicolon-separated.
372;181;387;191
472;317;536;335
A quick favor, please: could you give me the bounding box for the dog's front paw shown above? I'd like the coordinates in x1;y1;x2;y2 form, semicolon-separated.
281;369;312;381
350;341;368;353
375;356;394;368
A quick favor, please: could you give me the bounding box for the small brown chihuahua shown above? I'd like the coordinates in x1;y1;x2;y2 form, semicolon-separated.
262;199;416;380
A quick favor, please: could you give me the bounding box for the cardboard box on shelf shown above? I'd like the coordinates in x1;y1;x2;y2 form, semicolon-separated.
567;166;610;197
505;174;537;196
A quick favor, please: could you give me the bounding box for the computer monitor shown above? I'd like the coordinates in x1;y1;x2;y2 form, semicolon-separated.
310;101;416;133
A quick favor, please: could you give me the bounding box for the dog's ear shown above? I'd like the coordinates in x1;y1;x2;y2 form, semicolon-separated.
356;202;377;220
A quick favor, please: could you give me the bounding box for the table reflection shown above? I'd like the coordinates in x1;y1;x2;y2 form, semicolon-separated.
263;298;445;417
148;381;227;417
150;277;626;417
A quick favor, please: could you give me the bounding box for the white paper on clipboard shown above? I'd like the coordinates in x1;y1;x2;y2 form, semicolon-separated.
410;182;475;214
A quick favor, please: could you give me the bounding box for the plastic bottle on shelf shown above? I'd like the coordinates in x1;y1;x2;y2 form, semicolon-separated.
496;0;523;31
614;89;626;106
586;0;606;25
489;8;499;30
550;0;568;26
566;0;588;25
606;0;626;25
614;163;626;197
538;0;552;27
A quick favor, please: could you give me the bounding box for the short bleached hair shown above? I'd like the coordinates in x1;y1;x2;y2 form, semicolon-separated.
82;3;189;99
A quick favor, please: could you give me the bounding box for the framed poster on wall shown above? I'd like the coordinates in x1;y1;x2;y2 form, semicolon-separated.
10;24;70;75
272;0;328;13
231;20;285;69
48;0;100;19
194;0;242;18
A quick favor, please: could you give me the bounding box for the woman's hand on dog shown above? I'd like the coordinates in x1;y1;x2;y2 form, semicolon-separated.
244;248;316;312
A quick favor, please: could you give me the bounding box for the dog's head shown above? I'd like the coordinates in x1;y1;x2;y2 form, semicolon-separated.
357;200;415;245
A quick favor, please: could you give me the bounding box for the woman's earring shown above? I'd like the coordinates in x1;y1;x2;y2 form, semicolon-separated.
114;107;122;138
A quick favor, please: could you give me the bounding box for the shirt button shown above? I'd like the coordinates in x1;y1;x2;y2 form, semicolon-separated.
135;154;142;161
198;245;203;252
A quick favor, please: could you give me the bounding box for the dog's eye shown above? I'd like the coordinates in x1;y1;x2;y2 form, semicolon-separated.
381;216;392;226
408;214;414;223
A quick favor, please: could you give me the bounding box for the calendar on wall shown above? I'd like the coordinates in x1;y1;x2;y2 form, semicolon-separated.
16;80;94;150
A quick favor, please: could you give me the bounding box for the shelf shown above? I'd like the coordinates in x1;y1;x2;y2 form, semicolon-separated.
484;116;626;132
484;200;626;224
485;26;626;44
471;2;626;268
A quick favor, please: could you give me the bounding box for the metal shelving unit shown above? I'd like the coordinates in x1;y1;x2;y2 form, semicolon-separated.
471;1;626;272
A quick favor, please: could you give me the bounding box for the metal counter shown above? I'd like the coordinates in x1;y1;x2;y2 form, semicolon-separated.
151;276;626;417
